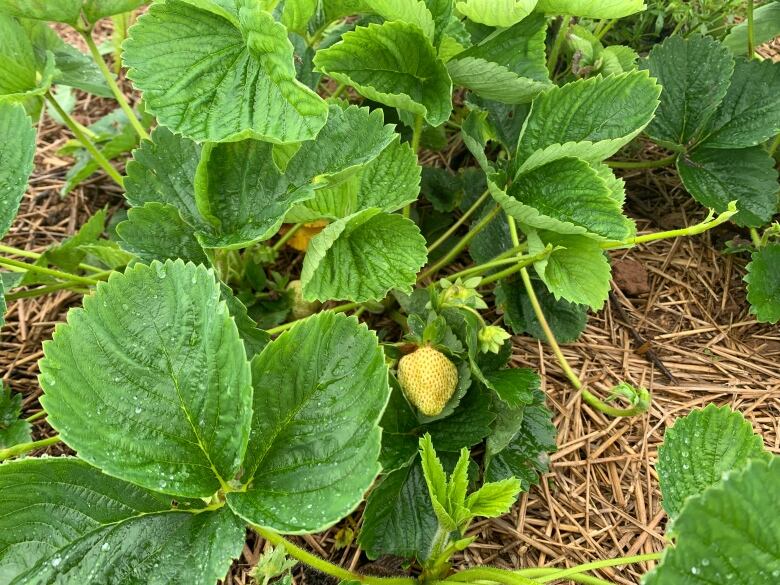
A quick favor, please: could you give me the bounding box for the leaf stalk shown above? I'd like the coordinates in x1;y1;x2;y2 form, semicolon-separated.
0;435;61;462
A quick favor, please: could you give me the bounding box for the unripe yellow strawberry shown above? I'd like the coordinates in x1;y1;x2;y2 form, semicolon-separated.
397;346;458;416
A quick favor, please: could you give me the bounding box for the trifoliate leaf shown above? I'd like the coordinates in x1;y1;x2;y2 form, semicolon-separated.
700;58;780;150
494;158;634;242
287;137;421;221
645;458;780;585
284;104;396;187
0;385;30;449
194;140;314;248
495;275;588;343
455;0;536;27
0;0;146;25
516;71;660;163
0;457;202;581
301;209;427;302
676;146;778;228
745;244;780;324
457;13;548;82
359;462;439;560
0;102;35;239
641;35;734;148
447;57;548;104
485;390;556;490
364;0;436;39
226;312;390;533
425;385;495;452
124;0;328;143
13;507;245;585
39;260;253;498
723;2;780;57
534;0;644;17
117;202;209;265
657;405;770;520
314;21;452;126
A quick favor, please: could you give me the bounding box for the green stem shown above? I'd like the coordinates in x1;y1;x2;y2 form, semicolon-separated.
602;203;738;249
447;567;537;585
272;223;303;252
508;571;611;585
0;256;102;286
518;257;645;417
5;284;90;301
266;302;362;335
46;92;125;187
478;248;551;286
25;411;47;423
526;553;662;583
253;526;416;585
547;15;572;73
427;190;491;254
595;18;617;41
747;0;755;57
330;82;347;99
404;114;425;219
0;244;106;274
0;435;61;462
418;205;502;282
607;154;677;169
81;31;149;140
749;227;763;249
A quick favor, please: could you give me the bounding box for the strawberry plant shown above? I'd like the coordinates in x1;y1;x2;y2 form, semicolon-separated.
0;0;778;583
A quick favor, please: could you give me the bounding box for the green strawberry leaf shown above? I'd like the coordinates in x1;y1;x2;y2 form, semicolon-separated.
527;230;612;310
516;71;660;164
465;477;522;517
425;385;495;451
485;368;538;456
123;127;202;227
284;104;397;188
641;35;734;149
0;385;30;449
0;102;35;239
226;312;390;533
301;209;427;302
535;0;644;17
455;0;536;27
281;0;318;34
124;0;328;143
495;275;588;343
657;405;770;521
359;461;439;560
676;146;778;228
314;21;452;125
194;140;314;248
0;0;146;25
447;57;549;104
39;260;253;498
485;389;556;490
745;244;780;324
645;458;780;585
287;137;421;221
117;202;210;265
699;58;780;150
494;158;634;242
457;13;549;82
0;457;209;581
13;507;245;585
364;0;436;39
